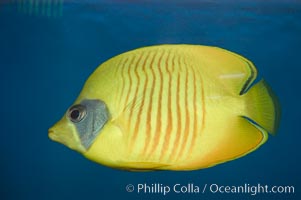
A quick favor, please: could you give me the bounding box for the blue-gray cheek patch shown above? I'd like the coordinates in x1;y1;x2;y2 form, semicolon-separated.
73;99;110;150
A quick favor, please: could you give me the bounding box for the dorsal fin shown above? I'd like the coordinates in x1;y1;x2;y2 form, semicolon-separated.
193;46;257;95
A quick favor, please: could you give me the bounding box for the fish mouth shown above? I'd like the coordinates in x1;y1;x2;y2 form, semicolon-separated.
48;125;86;153
48;128;58;141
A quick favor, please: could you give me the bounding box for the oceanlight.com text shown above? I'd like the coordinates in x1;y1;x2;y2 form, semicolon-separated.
125;183;295;196
209;183;294;195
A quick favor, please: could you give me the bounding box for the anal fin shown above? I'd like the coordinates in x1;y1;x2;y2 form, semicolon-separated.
193;117;268;169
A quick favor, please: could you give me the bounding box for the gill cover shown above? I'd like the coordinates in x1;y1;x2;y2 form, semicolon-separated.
49;99;110;152
70;99;110;149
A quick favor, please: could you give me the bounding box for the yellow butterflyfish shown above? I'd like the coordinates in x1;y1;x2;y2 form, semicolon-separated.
48;45;280;171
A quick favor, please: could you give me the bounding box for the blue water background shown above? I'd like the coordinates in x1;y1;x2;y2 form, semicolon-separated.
0;1;300;199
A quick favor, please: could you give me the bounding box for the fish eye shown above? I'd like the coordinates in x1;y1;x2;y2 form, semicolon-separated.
67;104;87;123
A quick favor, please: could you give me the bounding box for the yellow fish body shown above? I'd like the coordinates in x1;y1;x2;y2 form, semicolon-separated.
49;45;280;171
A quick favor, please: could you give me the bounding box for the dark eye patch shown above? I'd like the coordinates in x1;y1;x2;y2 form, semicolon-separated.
68;104;87;123
70;109;80;120
67;99;110;150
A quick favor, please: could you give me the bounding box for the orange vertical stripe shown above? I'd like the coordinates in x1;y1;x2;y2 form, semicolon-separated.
142;52;156;156
160;52;174;160
118;58;129;109
132;52;151;144
200;71;206;132
187;66;198;156
122;56;136;112
176;58;190;161
147;52;164;159
169;56;182;161
127;53;146;153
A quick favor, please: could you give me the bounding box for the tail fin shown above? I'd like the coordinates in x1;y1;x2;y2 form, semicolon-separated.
243;79;281;135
